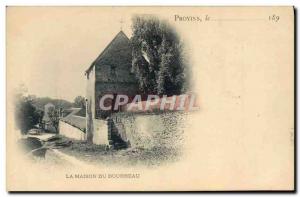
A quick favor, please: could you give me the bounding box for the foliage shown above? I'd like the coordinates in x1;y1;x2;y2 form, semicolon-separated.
131;16;189;95
47;106;60;133
14;88;42;134
73;96;86;109
30;96;73;110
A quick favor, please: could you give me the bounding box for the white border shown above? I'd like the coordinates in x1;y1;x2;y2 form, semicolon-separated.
1;0;298;196
0;0;298;6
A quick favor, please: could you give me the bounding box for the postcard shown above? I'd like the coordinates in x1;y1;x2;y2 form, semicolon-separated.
6;6;294;191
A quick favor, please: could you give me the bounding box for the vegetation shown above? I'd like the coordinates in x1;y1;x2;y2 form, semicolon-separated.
131;16;189;96
14;86;43;134
47;106;60;133
73;96;86;109
30;96;73;110
14;84;74;134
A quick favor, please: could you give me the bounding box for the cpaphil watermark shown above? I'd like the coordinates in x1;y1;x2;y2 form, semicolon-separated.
97;94;199;112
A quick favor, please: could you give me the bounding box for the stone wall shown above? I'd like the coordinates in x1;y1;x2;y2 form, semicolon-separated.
111;112;186;150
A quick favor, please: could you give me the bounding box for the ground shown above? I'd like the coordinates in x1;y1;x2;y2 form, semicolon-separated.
59;135;180;167
23;132;181;168
60;138;180;167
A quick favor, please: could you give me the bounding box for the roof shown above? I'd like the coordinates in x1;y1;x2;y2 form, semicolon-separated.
61;108;73;117
85;31;131;75
60;108;86;133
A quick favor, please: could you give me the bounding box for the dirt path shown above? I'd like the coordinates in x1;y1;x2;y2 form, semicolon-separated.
25;133;95;168
27;133;56;140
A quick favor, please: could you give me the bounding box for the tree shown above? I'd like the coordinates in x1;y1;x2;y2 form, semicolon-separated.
35;109;44;128
73;96;86;109
131;16;188;96
14;86;42;134
47;106;59;133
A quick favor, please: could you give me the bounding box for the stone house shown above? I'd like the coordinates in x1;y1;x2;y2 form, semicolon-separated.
85;31;139;146
58;30;189;148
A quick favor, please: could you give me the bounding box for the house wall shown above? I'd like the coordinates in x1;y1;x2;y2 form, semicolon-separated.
86;66;96;142
59;120;85;140
94;82;139;118
92;119;109;145
86;66;96;119
92;32;139;119
85;31;140;145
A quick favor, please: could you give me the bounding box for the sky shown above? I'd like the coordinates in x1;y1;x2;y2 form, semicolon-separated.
7;7;133;102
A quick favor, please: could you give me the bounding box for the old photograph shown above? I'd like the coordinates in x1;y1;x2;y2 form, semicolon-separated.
6;6;294;191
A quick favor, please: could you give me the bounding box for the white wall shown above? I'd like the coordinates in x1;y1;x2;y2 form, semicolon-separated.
59;120;85;140
59;119;109;145
92;119;109;145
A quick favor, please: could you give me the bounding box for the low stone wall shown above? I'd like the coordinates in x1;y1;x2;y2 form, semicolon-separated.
75;111;187;147
111;112;186;149
59;120;86;140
